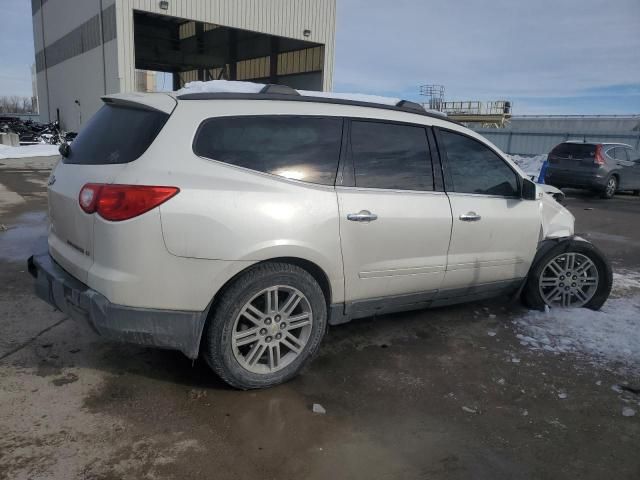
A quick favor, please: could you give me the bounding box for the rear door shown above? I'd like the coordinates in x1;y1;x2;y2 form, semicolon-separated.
48;101;171;282
337;120;452;315
435;128;540;291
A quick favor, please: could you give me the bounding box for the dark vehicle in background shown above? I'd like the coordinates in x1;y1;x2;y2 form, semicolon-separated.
544;142;640;199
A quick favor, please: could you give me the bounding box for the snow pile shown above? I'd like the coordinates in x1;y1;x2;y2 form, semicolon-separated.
0;144;60;160
507;154;548;180
177;80;403;106
515;270;640;373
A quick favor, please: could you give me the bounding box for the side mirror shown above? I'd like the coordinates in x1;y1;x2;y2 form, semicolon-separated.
521;178;537;200
58;143;70;158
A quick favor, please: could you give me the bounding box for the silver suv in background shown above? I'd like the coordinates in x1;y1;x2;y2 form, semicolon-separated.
544;141;640;198
29;82;613;389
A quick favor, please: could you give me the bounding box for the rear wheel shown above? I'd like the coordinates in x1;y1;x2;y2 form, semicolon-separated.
203;262;327;389
601;176;617;199
523;240;612;310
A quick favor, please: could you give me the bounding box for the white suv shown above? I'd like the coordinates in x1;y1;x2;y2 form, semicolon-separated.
29;82;612;389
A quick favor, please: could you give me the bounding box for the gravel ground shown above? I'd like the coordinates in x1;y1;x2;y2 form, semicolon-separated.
1;156;639;480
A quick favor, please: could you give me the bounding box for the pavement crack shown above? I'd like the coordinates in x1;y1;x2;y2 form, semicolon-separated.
0;316;68;361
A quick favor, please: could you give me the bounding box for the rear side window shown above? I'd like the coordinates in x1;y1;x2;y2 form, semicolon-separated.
550;143;596;159
193;116;343;186
439;130;519;197
350;121;434;191
65;104;168;165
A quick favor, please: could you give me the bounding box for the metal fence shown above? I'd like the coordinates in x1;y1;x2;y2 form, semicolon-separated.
474;129;640;155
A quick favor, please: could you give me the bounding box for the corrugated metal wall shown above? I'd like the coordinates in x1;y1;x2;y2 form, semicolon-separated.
474;116;640;155
116;0;336;92
31;0;119;128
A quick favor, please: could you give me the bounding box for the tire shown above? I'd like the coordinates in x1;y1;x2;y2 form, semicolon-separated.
202;262;327;389
522;239;612;311
633;190;640;197
601;175;618;199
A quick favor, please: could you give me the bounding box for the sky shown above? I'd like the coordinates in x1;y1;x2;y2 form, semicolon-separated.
1;0;639;115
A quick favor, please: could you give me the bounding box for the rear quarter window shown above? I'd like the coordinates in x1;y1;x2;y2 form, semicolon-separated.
193;116;343;186
64;104;168;165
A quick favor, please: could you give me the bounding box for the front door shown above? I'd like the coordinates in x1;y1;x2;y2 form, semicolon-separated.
337;120;452;315
436;128;540;291
617;147;640;190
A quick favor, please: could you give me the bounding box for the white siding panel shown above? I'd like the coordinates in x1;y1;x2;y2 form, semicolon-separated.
40;0;102;46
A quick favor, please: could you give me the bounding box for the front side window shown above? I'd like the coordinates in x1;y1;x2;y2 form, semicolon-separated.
193;116;343;186
439;130;519;197
350;121;434;191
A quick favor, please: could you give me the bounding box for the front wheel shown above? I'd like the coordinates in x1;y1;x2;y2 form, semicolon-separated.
522;240;612;310
203;262;327;389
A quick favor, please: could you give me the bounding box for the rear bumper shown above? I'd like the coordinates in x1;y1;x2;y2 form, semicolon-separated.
28;253;207;359
544;169;607;190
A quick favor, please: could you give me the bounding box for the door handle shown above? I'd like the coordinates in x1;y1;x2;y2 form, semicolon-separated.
347;210;378;222
459;211;481;222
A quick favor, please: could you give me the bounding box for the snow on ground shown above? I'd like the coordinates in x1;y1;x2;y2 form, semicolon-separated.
0;144;60;160
515;270;640;373
508;154;548;180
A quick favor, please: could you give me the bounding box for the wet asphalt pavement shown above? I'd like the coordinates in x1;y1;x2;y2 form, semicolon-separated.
1;157;639;479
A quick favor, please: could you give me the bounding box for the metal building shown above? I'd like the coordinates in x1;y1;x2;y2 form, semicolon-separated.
31;0;337;131
474;115;640;155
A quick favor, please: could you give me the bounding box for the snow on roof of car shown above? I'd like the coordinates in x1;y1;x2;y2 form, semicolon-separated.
176;80;402;106
296;89;401;106
176;80;265;95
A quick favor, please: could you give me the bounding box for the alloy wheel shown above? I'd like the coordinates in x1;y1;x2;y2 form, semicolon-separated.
606;177;617;197
538;252;599;307
231;286;313;374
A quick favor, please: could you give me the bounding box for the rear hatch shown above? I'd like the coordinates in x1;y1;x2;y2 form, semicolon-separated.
47;94;174;283
547;143;599;172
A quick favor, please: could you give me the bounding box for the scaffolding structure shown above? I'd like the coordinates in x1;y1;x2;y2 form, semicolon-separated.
419;84;445;112
419;84;513;128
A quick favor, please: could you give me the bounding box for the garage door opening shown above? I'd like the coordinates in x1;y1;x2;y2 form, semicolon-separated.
133;10;325;92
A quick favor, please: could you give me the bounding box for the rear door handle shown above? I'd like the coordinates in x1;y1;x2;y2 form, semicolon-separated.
347;210;378;222
459;212;481;222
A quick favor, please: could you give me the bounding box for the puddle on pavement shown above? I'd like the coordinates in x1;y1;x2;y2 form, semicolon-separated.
0;211;48;262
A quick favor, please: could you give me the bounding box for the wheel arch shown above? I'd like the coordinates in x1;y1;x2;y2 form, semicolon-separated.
195;256;334;357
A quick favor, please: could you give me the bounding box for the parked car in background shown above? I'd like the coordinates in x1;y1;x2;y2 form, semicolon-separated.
29;82;613;389
544;141;640;199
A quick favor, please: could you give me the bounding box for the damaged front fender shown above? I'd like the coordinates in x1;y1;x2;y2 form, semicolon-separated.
538;186;574;240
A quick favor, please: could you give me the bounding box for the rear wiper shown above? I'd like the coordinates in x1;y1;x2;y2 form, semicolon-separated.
59;143;71;157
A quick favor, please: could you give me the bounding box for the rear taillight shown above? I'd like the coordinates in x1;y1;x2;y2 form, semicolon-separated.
79;184;179;221
594;145;606;166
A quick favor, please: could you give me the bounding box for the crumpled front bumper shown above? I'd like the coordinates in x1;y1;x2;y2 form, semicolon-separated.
28;253;208;359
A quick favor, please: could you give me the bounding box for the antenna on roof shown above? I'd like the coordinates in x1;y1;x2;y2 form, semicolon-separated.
259;84;300;96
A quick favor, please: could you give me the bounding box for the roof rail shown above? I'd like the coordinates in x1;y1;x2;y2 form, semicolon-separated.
259;84;300;95
176;92;462;126
396;100;425;113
